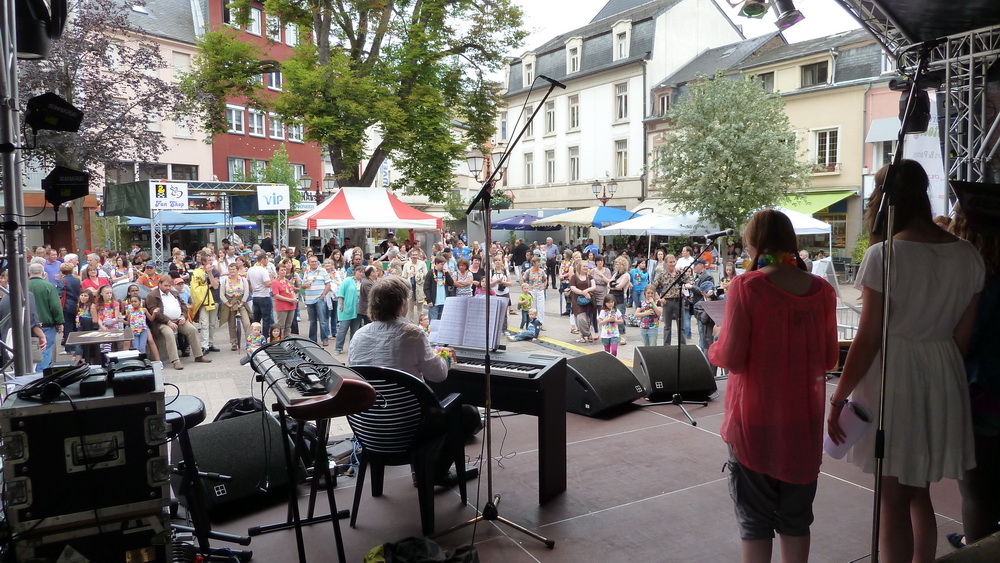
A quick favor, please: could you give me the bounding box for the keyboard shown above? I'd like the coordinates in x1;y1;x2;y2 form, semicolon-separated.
451;349;546;378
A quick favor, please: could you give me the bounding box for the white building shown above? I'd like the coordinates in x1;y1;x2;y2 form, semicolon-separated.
497;0;744;211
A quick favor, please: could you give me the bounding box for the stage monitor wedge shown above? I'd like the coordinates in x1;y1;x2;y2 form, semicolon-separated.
566;352;644;417
632;346;717;401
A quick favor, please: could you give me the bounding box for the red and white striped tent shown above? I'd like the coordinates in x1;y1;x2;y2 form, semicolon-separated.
289;187;442;231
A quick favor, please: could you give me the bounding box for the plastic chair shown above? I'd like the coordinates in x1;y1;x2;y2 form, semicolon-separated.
346;365;468;535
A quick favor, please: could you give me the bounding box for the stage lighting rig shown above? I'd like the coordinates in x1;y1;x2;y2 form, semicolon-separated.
15;0;67;59
774;0;804;29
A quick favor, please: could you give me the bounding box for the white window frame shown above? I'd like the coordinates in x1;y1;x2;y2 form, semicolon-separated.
225;104;245;134
252;159;268;177
544;101;555;135
247;109;265;137
523;153;534;185
146;113;161;133
658;94;669;116
285;23;298;46
569;47;579;73
266;14;281;41
171;51;190;83
759;72;775;94
814;128;840;172
287;122;304;142
499;111;508;140
880;52;896;75
545;150;556;183
174;118;192;138
615;139;628;177
612;20;632;61
228;157;247;180
521;53;536;88
801;61;828;87
268;113;285;139
615;82;628;120
569;95;580;130
524;105;534;138
267;71;282;91
568;146;580;181
247;7;262;35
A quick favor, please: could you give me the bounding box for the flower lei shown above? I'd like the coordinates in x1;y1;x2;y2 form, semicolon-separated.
756;252;797;269
433;346;455;367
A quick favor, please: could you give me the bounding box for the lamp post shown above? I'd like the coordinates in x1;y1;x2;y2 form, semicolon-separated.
323;173;336;195
591;177;618;206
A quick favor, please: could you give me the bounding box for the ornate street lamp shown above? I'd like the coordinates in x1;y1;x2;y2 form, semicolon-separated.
591;177;618;205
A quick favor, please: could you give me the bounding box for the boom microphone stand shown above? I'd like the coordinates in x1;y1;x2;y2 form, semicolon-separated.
433;76;564;548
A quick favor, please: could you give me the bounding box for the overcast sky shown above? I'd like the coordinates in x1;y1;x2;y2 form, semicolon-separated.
511;0;863;55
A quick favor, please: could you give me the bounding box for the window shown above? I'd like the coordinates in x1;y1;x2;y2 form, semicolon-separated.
569;95;580;129
104;162;135;185
524;62;534;85
137;163;168;181
545;150;555;183
285;23;298;46
616;32;628;59
615;83;628;120
268;113;284;139
801;62;828;87
758;72;774;94
524;153;534;185
174;118;192;138
222;4;233;26
568;47;579;73
247;7;262;35
248;109;265;136
875;140;896;170
228;157;247;180
146;113;161;132
500;111;508;140
612;20;632;61
524;105;534;138
267;71;282;90
287;122;304;142
225;105;244;134
615;140;628;177
171;52;190;82
815;129;839;171
658;94;669;116
252;160;268;177
291;163;306;183
109;39;125;71
568;147;580;181
544;101;555;134
266;15;281;41
880;51;895;75
171;164;198;181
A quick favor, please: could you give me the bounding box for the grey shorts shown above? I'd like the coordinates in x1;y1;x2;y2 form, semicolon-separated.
726;447;817;540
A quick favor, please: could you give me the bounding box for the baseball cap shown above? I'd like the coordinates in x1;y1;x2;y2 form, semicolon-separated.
174;278;184;285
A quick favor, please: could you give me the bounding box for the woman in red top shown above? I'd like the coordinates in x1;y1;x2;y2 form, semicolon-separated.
272;263;298;338
708;209;838;563
81;265;110;293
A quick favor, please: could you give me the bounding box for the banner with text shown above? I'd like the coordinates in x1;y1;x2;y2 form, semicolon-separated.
149;180;189;210
257;185;290;211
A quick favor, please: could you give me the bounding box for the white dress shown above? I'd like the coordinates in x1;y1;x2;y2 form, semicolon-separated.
847;239;984;486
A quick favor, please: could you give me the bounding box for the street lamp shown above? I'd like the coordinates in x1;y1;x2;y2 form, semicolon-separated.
299;172;322;204
323;173;336;193
592;177;618;205
465;149;485;181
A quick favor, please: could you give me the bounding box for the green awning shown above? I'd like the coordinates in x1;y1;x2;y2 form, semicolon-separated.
782;190;856;215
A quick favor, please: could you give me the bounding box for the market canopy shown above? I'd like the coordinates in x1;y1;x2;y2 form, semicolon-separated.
597;213;673;236
289;187;442;230
782;191;856;215
124;211;256;230
646;208;831;237
491;214;561;231
531;206;636;228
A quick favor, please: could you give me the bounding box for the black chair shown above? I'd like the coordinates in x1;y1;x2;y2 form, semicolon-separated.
346;365;469;536
167;395;252;562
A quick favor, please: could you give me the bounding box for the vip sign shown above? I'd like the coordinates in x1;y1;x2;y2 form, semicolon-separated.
149;180;189;210
257;185;290;211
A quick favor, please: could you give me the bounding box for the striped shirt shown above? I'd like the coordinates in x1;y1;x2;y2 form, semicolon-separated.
301;267;331;304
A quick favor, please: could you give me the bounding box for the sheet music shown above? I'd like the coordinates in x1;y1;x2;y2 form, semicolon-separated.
428;296;506;349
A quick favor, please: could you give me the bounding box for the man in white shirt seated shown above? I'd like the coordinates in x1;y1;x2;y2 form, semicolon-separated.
348;276;480;486
145;276;211;370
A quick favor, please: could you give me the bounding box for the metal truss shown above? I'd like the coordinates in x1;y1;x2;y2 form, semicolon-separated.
151;209;165;268
276;208;287;249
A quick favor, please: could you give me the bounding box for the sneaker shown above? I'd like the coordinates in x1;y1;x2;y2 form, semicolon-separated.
506;334;515;342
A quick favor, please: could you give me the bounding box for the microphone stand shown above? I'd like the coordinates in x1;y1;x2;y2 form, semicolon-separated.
866;42;932;563
433;79;562;549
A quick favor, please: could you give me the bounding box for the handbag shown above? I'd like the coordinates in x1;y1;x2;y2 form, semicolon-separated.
576;295;591;306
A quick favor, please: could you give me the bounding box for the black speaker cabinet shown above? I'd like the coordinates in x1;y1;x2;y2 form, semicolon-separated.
566;352;645;416
171;412;299;517
632;346;718;401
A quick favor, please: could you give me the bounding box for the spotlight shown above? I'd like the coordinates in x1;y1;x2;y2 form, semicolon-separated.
738;0;768;19
25;92;84;134
773;0;804;29
14;0;67;59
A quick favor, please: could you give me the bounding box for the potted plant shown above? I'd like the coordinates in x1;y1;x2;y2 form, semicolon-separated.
471;190;514;211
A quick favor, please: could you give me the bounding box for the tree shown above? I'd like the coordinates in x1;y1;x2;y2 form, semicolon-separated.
653;73;812;232
181;0;526;201
18;0;184;251
233;144;304;227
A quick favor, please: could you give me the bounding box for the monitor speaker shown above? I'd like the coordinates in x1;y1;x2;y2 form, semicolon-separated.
632;346;718;401
566;352;645;416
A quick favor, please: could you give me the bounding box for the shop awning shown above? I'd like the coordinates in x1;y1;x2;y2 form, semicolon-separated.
782;190;856;215
865;117;900;143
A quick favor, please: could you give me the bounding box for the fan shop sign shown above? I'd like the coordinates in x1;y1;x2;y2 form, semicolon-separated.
150;181;189;210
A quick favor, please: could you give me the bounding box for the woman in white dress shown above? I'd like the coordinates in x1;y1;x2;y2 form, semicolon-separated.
827;160;983;563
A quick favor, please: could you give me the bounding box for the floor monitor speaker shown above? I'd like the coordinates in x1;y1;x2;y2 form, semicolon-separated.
632;346;718;401
566;352;645;416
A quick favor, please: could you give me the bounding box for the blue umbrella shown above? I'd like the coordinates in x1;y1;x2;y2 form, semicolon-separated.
531;206;637;228
491;214;561;231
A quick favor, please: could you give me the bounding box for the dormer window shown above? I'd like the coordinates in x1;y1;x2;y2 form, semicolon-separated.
565;37;583;74
521;53;537;88
525;63;534;84
612;20;632;61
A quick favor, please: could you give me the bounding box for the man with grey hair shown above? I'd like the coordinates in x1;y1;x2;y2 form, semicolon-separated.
63;253;80;274
85;253;109;279
27;262;63;370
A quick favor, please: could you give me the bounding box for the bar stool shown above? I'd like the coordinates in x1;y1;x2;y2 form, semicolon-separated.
167;395;253;562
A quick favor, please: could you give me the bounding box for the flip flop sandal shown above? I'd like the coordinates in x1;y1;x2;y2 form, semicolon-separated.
947;533;966;549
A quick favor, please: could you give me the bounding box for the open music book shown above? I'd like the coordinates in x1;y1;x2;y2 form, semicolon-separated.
429;295;507;350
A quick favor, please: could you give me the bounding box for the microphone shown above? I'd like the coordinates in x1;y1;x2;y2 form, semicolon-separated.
703;228;734;240
538;75;567;89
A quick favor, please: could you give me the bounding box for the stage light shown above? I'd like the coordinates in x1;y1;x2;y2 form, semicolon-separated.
24;92;83;134
14;0;67;59
774;0;804;29
738;0;768;19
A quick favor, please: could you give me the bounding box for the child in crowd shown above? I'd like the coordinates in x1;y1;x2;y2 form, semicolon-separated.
597;295;623;357
475;277;494;296
92;285;120;354
73;289;96;361
418;313;431;335
246;322;266;353
635;286;662;347
517;282;533;329
124;295;150;356
269;325;283;343
508;308;542;342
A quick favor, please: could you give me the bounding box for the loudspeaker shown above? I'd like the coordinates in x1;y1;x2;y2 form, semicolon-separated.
171;412;299;517
566;352;645;416
632;346;718;401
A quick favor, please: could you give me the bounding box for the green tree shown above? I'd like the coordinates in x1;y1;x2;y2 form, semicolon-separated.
653;73;811;232
233;144;304;226
181;0;526;201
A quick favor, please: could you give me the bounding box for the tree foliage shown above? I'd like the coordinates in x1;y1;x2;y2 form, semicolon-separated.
232;144;304;223
181;0;526;201
653;73;811;232
19;0;183;179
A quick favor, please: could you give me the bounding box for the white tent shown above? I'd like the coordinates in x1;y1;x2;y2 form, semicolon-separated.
596;213;674;236
775;207;833;236
644;208;832;237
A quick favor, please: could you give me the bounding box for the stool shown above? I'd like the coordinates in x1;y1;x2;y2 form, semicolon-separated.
167;395;253;562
